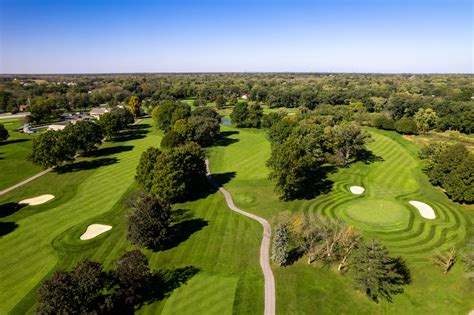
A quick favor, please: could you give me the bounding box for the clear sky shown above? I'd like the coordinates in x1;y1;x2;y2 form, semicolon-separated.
0;0;472;73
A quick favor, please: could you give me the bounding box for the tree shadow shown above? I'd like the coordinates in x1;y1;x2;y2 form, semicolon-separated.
111;129;149;142
288;165;336;200
189;171;236;201
356;149;384;164
115;266;200;314
0;202;26;218
214;131;239;147
0;222;18;237
55;157;118;173
0;138;30;146
159;218;209;251
284;247;305;266
130;123;151;130
86;145;134;157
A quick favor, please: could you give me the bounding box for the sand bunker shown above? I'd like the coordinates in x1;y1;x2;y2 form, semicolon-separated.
350;186;365;195
409;201;436;219
80;224;112;240
19;194;55;206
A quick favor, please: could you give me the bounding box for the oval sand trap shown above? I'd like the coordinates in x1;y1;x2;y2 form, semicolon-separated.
80;224;112;240
350;186;365;195
409;201;436;219
19;194;55;206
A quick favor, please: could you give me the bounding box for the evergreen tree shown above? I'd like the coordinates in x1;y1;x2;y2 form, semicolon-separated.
352;239;409;302
0;123;9;141
271;223;290;266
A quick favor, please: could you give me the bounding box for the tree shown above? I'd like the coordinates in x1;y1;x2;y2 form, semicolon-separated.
352;239;409;302
135;147;162;190
247;103;264;128
372;115;395;130
0;123;9;141
128;95;140;117
325;123;371;166
160;130;186;148
267;118;297;145
112;250;152;309
394;117;417;134
414;108;438;133
99;108;134;139
29;130;76;168
433;247;457;274
443;154;474;203
230;102;249;127
136;142;207;202
267;123;327;200
127;193;172;249
152;101;190;132
188;115;220;146
37;260;107;314
262;111;286;128
271;223;290;266
63;120;103;155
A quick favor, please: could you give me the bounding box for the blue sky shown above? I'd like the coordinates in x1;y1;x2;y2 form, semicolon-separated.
0;0;472;73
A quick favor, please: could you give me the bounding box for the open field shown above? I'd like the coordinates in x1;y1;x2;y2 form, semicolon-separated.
0;118;42;191
0;120;472;314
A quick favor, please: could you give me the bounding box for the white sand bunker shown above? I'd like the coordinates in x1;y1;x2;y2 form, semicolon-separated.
80;224;112;240
350;186;365;195
409;201;436;219
19;194;55;206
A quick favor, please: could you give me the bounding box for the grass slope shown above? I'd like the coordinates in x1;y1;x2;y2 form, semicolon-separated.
0;120;263;314
0;118;42;191
208;125;473;314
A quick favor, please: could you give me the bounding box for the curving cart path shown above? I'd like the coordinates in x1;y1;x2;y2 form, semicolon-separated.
205;160;276;315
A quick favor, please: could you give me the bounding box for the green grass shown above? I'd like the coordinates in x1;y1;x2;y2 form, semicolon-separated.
0;118;42;191
1;120;472;314
0;120;263;314
207;124;474;314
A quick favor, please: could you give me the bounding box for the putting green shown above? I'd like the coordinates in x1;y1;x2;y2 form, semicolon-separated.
341;199;410;230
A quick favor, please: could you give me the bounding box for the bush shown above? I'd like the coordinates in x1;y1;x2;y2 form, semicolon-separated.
394;117;417;135
372;115;395;130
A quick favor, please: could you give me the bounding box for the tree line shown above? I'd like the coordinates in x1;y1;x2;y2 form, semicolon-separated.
29;108;134;168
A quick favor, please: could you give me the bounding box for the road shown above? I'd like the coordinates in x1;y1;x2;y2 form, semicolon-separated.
205;159;276;315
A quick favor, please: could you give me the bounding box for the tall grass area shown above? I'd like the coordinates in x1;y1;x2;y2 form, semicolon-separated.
207;125;473;314
0;118;42;191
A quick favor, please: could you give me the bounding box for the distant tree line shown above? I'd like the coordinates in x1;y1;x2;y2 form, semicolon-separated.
1;74;472;134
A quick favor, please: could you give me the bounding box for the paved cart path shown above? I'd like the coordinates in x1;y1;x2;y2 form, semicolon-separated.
205;159;275;315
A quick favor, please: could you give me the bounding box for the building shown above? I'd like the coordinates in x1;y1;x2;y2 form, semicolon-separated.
48;120;74;131
89;107;110;119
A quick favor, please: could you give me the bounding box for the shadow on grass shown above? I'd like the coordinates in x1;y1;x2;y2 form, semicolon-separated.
356;149;384;164
187;171;236;202
111;129;149;142
130;123;151;130
55;157;118;173
161;218;209;251
284;165;335;200
0;202;26;218
115;266;200;314
0;222;18;237
87;145;134;157
284;247;305;266
0;138;30;146
214;130;239;147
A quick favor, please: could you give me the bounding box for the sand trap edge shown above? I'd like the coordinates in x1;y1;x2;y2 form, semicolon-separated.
80;224;112;240
19;194;55;206
350;186;365;195
409;201;436;219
